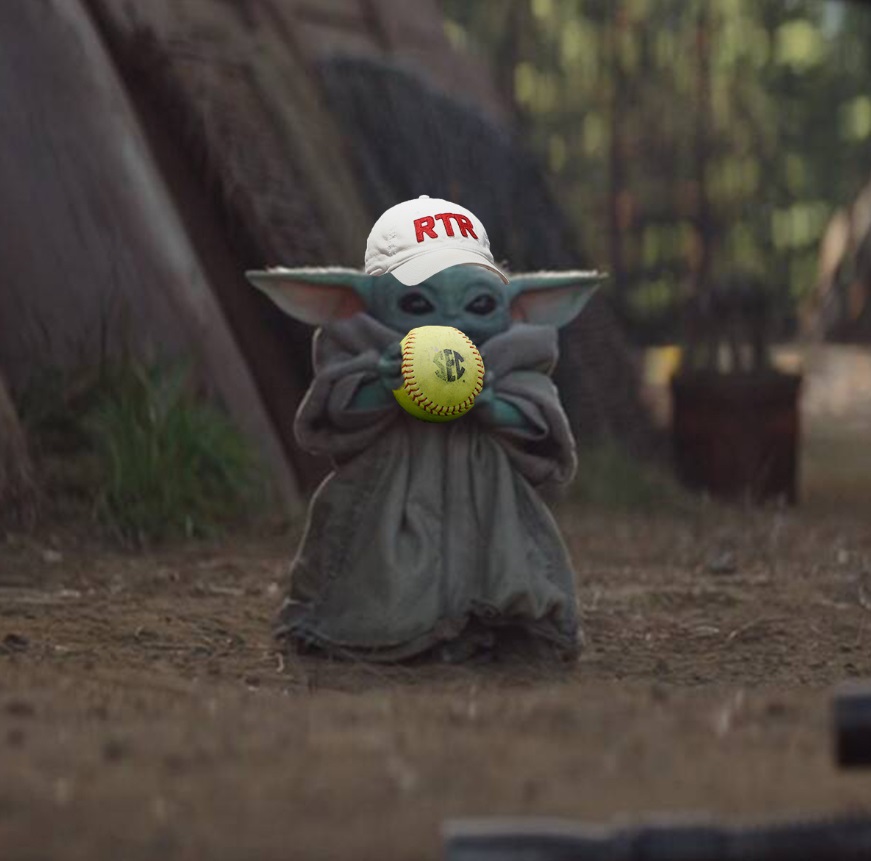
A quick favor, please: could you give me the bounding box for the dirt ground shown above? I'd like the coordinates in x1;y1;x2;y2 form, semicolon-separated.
2;346;871;861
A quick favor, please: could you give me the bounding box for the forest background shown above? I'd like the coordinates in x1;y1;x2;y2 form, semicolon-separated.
442;0;871;343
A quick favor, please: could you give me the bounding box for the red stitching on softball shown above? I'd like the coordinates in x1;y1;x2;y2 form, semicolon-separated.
401;327;484;417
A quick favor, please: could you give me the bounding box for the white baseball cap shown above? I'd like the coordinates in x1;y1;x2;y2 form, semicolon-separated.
364;195;508;286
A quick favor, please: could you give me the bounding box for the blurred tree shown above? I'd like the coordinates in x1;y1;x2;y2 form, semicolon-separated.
691;2;714;299
442;0;871;343
606;0;629;318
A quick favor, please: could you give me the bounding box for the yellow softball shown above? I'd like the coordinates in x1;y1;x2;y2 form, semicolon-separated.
392;326;485;422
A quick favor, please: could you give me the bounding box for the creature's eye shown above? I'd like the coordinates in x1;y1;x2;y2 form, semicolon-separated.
399;292;435;315
466;294;497;315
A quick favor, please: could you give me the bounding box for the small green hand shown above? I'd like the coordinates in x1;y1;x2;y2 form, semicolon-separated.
473;371;528;429
351;341;404;410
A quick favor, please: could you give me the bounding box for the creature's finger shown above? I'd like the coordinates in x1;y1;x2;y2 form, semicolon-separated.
474;385;495;407
378;350;405;391
380;340;403;364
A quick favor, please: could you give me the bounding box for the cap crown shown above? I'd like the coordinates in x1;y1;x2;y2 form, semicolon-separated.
364;195;496;277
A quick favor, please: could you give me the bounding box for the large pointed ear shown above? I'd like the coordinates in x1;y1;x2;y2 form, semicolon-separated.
507;270;607;327
245;267;371;326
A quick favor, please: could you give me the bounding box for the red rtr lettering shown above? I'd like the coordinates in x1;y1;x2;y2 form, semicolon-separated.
434;213;456;236
414;213;479;242
414;216;438;242
454;214;478;239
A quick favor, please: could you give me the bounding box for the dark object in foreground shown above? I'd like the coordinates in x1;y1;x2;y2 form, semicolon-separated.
443;815;871;860
671;371;802;504
834;681;871;768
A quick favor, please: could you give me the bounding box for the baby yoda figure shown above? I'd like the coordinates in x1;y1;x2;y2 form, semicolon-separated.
247;196;603;663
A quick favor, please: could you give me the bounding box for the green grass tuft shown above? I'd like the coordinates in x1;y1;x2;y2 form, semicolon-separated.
20;360;267;544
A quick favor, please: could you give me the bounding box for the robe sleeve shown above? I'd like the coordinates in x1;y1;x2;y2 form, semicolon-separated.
476;323;578;489
292;314;400;461
293;315;577;488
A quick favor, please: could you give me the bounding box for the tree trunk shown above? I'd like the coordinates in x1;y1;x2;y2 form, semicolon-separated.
692;3;714;297
0;371;37;527
607;1;629;321
494;0;533;136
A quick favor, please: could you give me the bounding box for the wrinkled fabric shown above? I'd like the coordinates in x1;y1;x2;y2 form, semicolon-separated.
276;313;582;661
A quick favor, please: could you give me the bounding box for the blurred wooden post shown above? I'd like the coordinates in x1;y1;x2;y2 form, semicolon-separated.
671;371;801;504
672;275;802;505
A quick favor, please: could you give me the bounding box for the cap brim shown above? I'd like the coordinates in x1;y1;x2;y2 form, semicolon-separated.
388;248;509;286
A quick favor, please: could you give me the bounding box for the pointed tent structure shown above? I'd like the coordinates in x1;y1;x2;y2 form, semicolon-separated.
0;0;302;510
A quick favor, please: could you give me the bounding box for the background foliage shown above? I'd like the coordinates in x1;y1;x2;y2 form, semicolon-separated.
443;0;871;343
19;361;265;544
